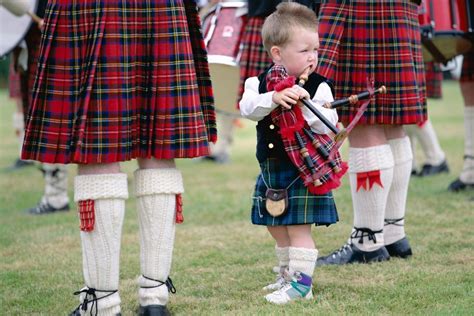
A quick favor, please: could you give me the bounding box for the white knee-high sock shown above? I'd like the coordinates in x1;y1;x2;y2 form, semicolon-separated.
414;121;445;165
349;145;394;252
134;168;184;307
461;107;474;184
385;137;413;245
74;173;129;316
405;125;418;171
275;246;289;274
42;163;69;208
288;247;318;278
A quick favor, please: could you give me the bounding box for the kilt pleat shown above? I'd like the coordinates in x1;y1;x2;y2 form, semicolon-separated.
251;159;338;226
317;1;427;125
425;62;442;99
22;0;216;164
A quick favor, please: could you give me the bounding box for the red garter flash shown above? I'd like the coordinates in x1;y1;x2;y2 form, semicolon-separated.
356;170;383;191
175;194;184;224
78;199;95;232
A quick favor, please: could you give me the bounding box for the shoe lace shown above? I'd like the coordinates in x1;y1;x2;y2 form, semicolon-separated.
351;227;382;244
384;217;404;227
331;242;352;259
30;200;52;214
141;275;176;294
72;287;117;316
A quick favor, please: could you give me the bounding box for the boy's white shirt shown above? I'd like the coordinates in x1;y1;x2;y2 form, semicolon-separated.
239;76;338;135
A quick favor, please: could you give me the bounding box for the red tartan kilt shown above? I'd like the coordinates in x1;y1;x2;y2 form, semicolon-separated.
22;0;216;164
317;1;427;125
424;62;443;99
238;17;272;102
8;61;21;99
461;51;474;82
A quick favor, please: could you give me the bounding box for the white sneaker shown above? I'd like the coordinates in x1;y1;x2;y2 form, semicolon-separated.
262;274;286;291
264;272;313;305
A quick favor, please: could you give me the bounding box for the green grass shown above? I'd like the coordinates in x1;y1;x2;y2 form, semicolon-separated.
0;80;473;315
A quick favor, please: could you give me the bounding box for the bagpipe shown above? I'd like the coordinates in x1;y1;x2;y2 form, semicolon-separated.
266;65;386;194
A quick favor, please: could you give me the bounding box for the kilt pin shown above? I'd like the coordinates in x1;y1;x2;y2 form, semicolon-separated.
316;1;426;265
20;1;217;315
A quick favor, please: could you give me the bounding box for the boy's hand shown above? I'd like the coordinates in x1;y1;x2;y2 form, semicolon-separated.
272;85;308;109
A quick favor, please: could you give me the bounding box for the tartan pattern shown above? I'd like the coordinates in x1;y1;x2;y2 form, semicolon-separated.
238;17;272;102
461;51;474;82
317;1;427;125
424;62;443;99
251;158;338;226
8;61;21;99
22;0;216;164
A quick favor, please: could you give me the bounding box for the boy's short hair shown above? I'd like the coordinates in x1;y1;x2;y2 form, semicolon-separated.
262;2;318;55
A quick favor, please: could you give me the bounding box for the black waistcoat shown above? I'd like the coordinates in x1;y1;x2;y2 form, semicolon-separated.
255;69;333;163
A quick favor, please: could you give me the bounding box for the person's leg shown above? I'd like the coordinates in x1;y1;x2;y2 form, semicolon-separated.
404;124;418;174
205;113;234;163
27;163;70;214
264;226;290;291
134;158;183;314
449;81;474;191
265;225;315;304
72;162;127;315
408;121;448;176
318;125;392;265
384;126;413;258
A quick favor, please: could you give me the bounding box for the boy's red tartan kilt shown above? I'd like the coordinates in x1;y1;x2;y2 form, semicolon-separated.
238;17;272;102
317;1;427;125
22;0;217;164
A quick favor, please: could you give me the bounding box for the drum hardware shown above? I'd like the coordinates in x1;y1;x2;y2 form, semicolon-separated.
202;2;247;118
0;0;39;58
419;0;473;64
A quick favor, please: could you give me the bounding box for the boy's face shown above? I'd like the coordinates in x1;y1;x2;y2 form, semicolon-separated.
271;26;319;78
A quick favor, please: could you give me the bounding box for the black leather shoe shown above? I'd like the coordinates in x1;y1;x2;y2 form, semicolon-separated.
317;243;390;266
418;160;449;177
4;158;34;171
138;305;171;316
385;237;412;258
448;178;474;192
202;154;230;164
26;201;70;215
70;308;121;316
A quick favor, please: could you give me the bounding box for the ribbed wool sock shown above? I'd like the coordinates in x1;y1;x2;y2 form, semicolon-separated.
349;145;394;252
406;127;418;171
385;137;413;245
275;246;289;273
134;168;184;307
288;247;318;278
74;173;129;316
414;120;446;166
41;163;69;209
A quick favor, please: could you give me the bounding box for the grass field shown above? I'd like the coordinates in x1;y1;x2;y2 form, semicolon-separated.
0;81;473;315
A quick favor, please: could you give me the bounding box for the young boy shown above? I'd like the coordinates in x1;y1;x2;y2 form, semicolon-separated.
240;2;342;304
